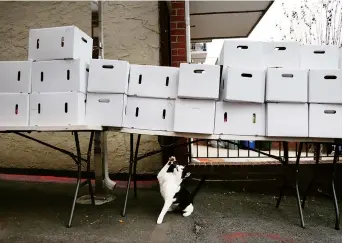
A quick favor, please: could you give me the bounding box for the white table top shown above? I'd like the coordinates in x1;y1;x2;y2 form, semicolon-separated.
111;128;338;143
0;125;103;132
0;125;338;143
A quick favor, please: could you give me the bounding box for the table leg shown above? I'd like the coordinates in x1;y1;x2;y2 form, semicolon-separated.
67;132;83;228
332;144;340;230
295;142;305;228
133;134;141;198
302;143;320;209
276;142;289;208
122;134;134;217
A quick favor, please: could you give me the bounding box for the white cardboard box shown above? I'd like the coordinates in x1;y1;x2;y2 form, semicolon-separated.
128;65;179;99
309;104;342;138
31;59;88;93
266;68;308;103
309;69;342;104
266;103;308;137
28;26;93;63
87;59;130;94
173;99;215;134
214;102;265;136
0;94;29;126
29;92;86;126
0;61;32;93
263;41;300;68
86;93;126;127
123;97;175;131
221;67;265;103
300;44;340;69
178;63;220;100
219;40;265;68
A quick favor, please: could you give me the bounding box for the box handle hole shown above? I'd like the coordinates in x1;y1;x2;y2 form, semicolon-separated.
40;72;44;82
138;74;142;84
15;104;18;115
275;46;286;51
61;37;64;47
194;69;204;74
252;113;256;123
166;77;169;86
17;71;21;81
281;74;294;78
314;50;325;54
162;109;166;119
102;65;114;69
36;39;40;49
241;73;252;78
135;107;139;117
67;70;70;80
237;45;248;49
224;112;227;122
38;103;41;114
82;37;88;43
324;75;337;79
86;68;89;72
98;99;110;103
324;110;336;114
65;103;68;113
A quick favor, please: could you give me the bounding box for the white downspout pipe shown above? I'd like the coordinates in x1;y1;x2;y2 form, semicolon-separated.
185;0;191;63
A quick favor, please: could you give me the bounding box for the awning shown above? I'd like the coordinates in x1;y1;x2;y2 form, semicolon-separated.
190;1;274;42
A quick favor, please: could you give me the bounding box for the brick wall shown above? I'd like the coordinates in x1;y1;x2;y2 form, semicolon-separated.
170;1;187;67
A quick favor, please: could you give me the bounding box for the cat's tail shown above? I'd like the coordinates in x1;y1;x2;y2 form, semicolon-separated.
190;176;207;199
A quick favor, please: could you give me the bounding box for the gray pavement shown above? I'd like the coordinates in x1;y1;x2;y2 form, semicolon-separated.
0;180;341;243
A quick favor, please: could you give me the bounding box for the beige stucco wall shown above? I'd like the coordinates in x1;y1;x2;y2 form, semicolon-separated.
0;1;161;173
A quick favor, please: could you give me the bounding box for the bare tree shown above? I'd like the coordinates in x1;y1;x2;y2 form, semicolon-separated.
276;0;342;47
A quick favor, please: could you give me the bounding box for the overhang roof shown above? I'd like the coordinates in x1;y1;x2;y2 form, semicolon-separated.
190;1;274;42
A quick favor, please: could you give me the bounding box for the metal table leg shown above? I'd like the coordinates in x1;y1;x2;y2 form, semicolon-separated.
295;142;305;228
122;134;134;217
276;142;305;228
332;144;340;230
276;142;289;208
133;135;141;198
302;143;320;209
67;132;83;228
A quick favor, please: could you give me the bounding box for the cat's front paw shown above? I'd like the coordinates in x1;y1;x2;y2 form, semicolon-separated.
157;218;163;224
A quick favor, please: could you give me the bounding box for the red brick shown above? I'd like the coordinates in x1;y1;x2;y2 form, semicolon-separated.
176;22;185;29
177;48;185;56
170;15;185;22
171;61;180;67
172;55;186;62
171;9;177;16
177;35;186;43
171;29;185;36
172;49;177;55
171;2;185;9
171;42;186;49
170;35;177;43
170;22;177;29
177;9;185;16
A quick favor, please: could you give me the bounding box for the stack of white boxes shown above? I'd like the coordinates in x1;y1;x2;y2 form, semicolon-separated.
28;26;93;126
174;63;220;134
0;61;32;126
215;40;266;136
86;59;130;127
265;42;309;137
123;65;179;131
305;45;342;138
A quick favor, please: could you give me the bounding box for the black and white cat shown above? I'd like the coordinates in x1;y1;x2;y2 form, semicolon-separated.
156;156;205;224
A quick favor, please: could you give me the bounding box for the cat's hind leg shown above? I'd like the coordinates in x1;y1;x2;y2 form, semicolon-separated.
157;199;173;224
182;203;194;217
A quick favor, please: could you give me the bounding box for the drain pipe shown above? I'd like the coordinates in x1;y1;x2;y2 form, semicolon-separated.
185;0;191;63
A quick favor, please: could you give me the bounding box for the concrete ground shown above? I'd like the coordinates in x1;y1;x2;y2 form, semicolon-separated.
0;180;341;243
